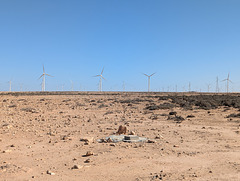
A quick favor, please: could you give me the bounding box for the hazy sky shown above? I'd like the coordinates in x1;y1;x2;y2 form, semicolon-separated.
1;0;240;92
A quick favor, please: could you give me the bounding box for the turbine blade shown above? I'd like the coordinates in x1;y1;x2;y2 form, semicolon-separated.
102;76;106;80
101;67;104;75
221;79;227;82
229;80;233;83
46;74;53;77
93;75;100;77
38;74;44;79
43;65;45;73
150;72;156;77
143;73;149;77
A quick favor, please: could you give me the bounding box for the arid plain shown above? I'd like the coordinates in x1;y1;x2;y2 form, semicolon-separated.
0;92;240;181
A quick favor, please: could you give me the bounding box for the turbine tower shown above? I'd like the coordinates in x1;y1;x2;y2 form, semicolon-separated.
94;68;105;92
216;76;219;93
70;80;74;91
143;73;156;92
222;73;232;93
39;65;53;91
122;81;125;92
188;82;191;92
207;84;211;92
8;80;12;92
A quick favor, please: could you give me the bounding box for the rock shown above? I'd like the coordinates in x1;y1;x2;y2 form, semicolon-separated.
46;170;55;175
72;165;83;169
84;158;91;163
129;131;135;135
2;149;12;153
110;143;116;147
85;151;93;157
116;125;127;135
169;111;177;115
106;138;113;143
147;139;156;143
60;135;68;140
187;114;195;118
2;124;12;129
155;134;164;139
80;137;94;143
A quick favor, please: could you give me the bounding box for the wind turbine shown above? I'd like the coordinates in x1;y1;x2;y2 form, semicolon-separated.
222;73;232;93
8;80;12;92
19;83;23;92
143;73;156;92
216;76;219;93
70;80;74;91
122;81;125;92
206;84;211;92
39;65;53;91
94;68;105;92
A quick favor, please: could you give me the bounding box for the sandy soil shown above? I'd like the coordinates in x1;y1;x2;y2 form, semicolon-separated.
0;92;240;181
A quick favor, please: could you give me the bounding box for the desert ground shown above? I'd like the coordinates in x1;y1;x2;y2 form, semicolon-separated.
0;92;240;181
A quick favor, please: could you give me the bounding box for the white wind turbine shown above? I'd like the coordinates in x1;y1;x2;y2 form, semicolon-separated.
94;68;105;92
206;83;211;92
70;80;74;91
8;80;12;92
143;73;156;92
39;65;53;91
222;73;232;93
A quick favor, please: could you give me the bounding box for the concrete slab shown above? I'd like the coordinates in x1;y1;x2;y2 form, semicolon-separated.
97;135;147;143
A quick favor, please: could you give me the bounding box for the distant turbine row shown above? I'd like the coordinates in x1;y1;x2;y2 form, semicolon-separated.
38;65;156;92
37;65;232;93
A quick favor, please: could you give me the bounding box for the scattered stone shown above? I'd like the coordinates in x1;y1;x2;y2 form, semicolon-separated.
110;143;116;147
145;105;159;110
129;131;136;135
150;114;158;120
116;125;127;135
2;149;12;153
187;114;195;118
46;170;55;175
106;138;113;143
147;139;156;143
174;116;185;123
169;111;177;115
84;151;93;157
2;124;13;129
155;135;164;139
84;158;91;163
72;165;83;169
60;135;72;141
80;137;94;143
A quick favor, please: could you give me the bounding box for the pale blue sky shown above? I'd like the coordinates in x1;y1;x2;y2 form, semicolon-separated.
0;0;240;92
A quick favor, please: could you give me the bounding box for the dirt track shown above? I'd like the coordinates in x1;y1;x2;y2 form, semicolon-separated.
0;92;240;180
